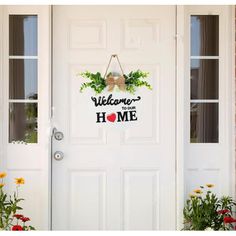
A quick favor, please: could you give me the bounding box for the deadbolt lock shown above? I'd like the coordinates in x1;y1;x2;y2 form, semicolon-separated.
53;128;64;141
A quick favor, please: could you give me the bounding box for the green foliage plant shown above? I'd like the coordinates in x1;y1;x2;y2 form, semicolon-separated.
183;184;236;231
0;173;35;231
79;69;152;94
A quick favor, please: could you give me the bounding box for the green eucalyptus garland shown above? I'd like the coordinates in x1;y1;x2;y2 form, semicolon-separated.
79;69;152;94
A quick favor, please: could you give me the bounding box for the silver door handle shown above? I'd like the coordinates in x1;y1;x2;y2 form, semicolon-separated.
54;151;64;161
52;127;64;141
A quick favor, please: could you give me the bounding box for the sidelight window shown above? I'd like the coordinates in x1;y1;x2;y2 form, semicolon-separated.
190;15;219;143
8;15;38;143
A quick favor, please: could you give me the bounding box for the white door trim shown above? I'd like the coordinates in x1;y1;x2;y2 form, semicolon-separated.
0;6;4;172
176;5;185;230
230;6;236;199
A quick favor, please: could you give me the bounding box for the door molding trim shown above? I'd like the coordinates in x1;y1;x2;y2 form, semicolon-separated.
176;5;185;230
230;5;235;199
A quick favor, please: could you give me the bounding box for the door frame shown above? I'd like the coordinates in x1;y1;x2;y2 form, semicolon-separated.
0;5;234;230
176;5;185;230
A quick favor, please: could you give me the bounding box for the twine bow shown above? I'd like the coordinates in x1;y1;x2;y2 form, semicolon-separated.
104;54;126;92
105;74;126;92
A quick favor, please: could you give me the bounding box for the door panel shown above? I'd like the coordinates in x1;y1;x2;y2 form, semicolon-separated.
52;6;176;230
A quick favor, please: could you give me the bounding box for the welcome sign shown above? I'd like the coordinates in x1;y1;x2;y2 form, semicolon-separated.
78;55;152;126
91;94;141;124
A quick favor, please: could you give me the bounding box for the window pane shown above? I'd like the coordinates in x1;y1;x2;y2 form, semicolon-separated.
191;59;218;99
9;15;37;56
9;59;38;100
190;103;218;143
9;103;38;143
191;15;219;56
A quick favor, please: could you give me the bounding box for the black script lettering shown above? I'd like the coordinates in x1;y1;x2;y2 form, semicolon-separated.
96;112;106;123
102;96;107;106
126;99;131;105
91;96;100;106
91;94;141;107
114;100;120;105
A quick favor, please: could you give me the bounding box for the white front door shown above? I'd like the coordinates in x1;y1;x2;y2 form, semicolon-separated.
52;6;176;230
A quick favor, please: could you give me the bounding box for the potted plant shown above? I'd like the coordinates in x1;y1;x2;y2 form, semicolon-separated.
183;184;236;230
0;172;35;230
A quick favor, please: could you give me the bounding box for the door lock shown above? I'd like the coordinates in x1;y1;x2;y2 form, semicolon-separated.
53;128;64;141
54;151;64;161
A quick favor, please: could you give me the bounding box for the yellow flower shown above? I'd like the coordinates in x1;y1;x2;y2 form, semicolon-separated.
189;194;197;198
0;183;4;187
193;189;203;194
206;184;214;188
15;178;25;185
0;172;7;178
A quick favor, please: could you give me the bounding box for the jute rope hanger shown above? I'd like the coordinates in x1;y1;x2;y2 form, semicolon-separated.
103;54;125;78
104;54;126;92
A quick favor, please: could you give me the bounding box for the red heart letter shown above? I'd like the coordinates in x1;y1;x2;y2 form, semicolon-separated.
107;113;116;122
